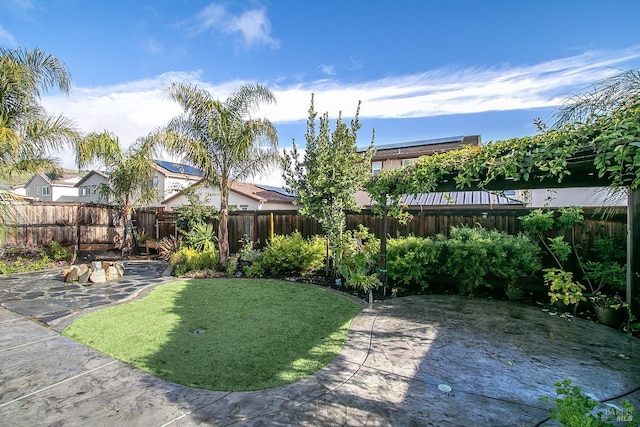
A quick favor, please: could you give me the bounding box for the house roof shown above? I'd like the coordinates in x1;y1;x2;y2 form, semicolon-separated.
361;135;480;153
161;179;295;205
25;172;84;188
254;184;296;197
154;160;204;177
75;170;111;187
400;191;523;207
231;182;296;203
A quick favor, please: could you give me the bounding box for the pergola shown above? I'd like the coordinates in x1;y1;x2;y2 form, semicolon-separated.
378;148;639;317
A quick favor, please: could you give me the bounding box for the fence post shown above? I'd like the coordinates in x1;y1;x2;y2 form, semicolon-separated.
628;188;640;318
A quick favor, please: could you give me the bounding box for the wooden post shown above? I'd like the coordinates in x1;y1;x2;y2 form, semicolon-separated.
269;212;274;240
380;204;388;292
628;188;640;318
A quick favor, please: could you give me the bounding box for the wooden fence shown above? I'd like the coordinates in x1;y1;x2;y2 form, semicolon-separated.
0;203;628;261
156;206;628;257
0;202;123;250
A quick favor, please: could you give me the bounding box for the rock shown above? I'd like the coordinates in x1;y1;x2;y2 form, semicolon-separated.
114;262;125;276
65;268;79;283
89;268;106;283
78;268;92;284
79;263;89;275
91;261;102;271
105;266;120;282
102;261;111;271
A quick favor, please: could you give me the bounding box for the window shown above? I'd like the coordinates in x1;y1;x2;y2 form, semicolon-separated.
239;205;249;211
152;176;159;188
371;161;382;176
401;158;417;167
36;187;40;195
91;185;98;194
42;186;51;196
80;186;91;197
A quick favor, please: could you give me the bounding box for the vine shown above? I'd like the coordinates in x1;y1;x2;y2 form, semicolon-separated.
367;99;640;219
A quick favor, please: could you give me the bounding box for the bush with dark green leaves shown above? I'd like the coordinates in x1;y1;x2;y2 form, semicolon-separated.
387;226;541;299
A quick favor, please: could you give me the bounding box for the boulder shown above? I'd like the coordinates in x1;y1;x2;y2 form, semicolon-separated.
78;267;92;284
89;267;106;284
65;268;79;283
114;262;125;276
105;266;120;282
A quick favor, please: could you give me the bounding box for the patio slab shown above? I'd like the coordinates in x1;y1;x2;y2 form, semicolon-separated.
0;265;638;426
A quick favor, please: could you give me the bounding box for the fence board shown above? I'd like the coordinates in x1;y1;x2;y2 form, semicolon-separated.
1;204;628;260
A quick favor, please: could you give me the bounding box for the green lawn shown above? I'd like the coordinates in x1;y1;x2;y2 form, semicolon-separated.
63;279;363;391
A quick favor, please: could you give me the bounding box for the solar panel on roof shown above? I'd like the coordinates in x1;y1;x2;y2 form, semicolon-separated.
255;184;296;197
155;160;204;176
364;135;465;152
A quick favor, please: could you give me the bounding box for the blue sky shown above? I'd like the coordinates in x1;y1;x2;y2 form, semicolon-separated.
2;0;640;185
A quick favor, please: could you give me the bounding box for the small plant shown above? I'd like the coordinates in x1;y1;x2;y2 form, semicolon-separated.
159;235;182;263
170;247;219;276
543;268;586;305
339;248;381;304
540;379;639;426
590;292;628;310
183;223;217;252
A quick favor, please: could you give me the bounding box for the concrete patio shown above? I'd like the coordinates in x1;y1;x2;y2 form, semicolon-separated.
1;262;639;426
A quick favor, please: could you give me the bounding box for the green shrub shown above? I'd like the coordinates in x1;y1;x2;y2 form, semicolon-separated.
170;247;220;276
337;226;381;302
46;241;73;262
387;235;440;293
182;223;217;252
260;231;325;276
386;226;541;298
541;379;639;426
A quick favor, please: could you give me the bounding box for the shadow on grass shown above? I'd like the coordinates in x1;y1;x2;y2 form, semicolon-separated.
139;278;364;391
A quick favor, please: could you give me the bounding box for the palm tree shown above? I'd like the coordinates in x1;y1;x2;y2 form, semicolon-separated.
158;82;279;264
552;69;640;128
77;131;158;253
0;47;79;178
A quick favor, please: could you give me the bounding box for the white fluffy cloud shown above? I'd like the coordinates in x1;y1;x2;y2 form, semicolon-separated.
42;45;640;174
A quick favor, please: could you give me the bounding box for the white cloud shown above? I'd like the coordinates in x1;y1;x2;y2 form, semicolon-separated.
0;24;17;46
319;64;336;76
192;3;279;48
41;45;640;175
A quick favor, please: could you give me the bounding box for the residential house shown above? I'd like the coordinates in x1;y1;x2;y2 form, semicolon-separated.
162;179;297;211
23;172;84;202
76;170;111;204
355;135;523;208
152;160;204;206
514;187;627;208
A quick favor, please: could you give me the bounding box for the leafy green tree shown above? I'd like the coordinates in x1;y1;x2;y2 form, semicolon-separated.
0;47;79;179
281;95;375;271
77;131;157;252
156;83;279;264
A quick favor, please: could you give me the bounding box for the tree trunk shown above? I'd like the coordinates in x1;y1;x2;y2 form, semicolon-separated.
218;185;230;264
122;202;133;255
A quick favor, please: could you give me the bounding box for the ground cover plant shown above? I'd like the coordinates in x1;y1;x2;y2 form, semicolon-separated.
0;241;72;273
63;278;362;391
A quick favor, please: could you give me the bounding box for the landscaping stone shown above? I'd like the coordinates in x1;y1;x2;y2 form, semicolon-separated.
89;267;106;284
105;266;119;282
62;261;127;284
78;268;91;284
64;268;79;283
